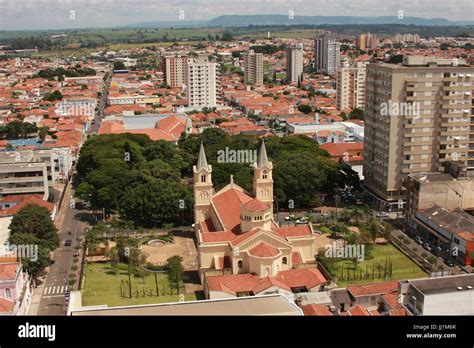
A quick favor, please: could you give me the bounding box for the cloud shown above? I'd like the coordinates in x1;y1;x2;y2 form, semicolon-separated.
0;0;472;30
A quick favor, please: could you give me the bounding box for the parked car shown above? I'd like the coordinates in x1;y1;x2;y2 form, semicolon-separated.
415;236;423;245
445;259;455;267
376;212;389;218
423;243;432;252
296;217;308;224
64;240;72;247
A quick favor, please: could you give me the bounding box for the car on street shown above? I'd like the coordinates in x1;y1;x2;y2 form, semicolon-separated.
376;212;389;218
296;217;308;224
415;236;423;245
445;258;455;267
64;240;72;247
423;243;432;252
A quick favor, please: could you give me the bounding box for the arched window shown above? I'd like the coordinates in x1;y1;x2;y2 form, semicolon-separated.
200;174;206;183
4;288;11;298
237;260;243;268
282;257;287;265
262;170;268;180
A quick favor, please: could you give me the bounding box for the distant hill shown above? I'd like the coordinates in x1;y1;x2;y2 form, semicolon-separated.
125;15;474;28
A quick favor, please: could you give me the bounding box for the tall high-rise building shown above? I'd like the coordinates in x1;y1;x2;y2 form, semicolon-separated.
315;33;341;74
243;50;264;86
286;43;304;85
363;56;474;207
162;55;188;88
357;32;379;50
336;61;368;111
187;54;221;108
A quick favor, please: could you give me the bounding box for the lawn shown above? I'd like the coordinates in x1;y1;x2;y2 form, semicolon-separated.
323;244;427;287
82;262;199;307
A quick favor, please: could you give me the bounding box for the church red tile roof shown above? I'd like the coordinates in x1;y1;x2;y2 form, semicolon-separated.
212;187;253;233
242;198;269;212
249;242;279;258
292;251;303;264
275;268;326;289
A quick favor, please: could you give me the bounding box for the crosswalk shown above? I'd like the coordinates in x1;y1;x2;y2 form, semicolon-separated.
43;285;69;297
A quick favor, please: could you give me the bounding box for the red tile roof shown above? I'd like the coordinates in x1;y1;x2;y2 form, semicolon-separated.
347;281;398;297
275;268;326;289
0;262;19;280
0;195;54;216
319;142;364;157
249;242;279;258
292;251;303;265
347;305;371;316
212;187;253;233
0;298;14;313
301;303;332;316
242;198;269;212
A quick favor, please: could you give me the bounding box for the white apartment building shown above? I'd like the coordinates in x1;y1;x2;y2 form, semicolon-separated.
0;151;49;200
286;44;304;85
336;62;368;110
315;33;341;75
187;54;221;108
243;50;263;86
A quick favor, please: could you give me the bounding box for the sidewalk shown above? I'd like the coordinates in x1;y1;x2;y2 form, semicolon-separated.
27;275;47;315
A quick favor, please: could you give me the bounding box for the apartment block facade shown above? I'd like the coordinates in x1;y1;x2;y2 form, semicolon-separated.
356;33;379;51
0;151;49;200
315;33;341;75
336;62;368;110
286;44;304;85
243;50;264;86
187;54;221;108
162;55;188;88
364;56;474;206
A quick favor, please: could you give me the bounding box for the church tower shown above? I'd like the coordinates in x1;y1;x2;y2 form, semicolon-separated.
193;143;213;224
253;139;273;215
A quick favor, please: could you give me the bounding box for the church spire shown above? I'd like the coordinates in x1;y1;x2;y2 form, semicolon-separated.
257;139;269;167
197;142;208;170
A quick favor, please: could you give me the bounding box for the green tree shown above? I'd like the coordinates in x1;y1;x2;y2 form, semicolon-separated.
297;104;313;114
43;90;63;102
166;255;184;288
9;204;59;250
349;108;364;120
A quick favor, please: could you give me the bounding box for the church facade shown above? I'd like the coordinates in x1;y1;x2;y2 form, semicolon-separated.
193;141;327;298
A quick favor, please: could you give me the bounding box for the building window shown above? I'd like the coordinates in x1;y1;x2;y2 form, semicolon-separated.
262;170;268;179
237;260;243;268
200;174;206;183
4;288;11;298
282;257;287;265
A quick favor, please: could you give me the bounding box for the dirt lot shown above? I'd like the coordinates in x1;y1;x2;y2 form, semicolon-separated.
142;235;198;271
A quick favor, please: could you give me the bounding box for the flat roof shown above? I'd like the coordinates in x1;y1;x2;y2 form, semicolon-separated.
409;274;474;295
70;294;303;316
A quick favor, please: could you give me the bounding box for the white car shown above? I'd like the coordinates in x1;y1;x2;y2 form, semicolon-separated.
376;212;389;218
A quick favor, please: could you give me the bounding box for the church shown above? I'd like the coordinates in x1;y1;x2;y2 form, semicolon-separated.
193;140;327;299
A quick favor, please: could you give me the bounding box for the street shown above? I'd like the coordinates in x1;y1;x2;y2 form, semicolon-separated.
32;67;111;315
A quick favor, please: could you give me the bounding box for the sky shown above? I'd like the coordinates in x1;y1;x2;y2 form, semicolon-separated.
0;0;473;30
